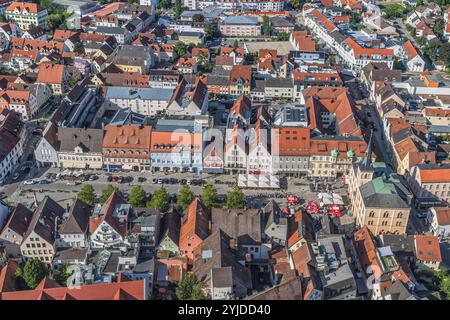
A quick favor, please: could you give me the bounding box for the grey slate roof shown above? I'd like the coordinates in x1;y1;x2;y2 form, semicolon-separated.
24;196;65;244
359;176;410;209
224;16;259;25
58;128;103;153
211;208;262;245
105;87;173;101
59;199;93;235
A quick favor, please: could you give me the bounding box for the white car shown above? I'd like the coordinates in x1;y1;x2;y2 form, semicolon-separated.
24;180;35;185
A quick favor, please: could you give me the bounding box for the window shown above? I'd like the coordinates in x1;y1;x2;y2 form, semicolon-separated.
369;211;375;218
397;212;403;219
383;212;389;218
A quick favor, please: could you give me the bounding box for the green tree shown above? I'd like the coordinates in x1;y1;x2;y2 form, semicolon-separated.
174;41;187;56
175;0;182;20
177;185;195;211
128;186;146;207
99;184;121;204
68;69;82;88
204;22;218;38
176;273;206;300
289;0;304;9
202;183;218;208
147;186;170;212
380;4;412;19
158;0;171;10
226;186;245;209
276;32;290;41
262;16;270;36
20;259;48;289
54;264;72;286
434;19;445;37
77;184;96;206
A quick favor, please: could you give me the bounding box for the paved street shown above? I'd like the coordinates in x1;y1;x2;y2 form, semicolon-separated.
3;165;349;212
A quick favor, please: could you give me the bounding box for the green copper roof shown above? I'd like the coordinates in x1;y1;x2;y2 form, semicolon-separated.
347;150;355;158
372;177;397;195
331;149;339;157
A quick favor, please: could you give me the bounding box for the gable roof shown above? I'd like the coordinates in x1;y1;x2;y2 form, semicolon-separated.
6;2;44;14
24;196;65;244
59;199;93;235
0;203;33;238
89;192;128;237
180;198;211;243
0;260;19;293
0;278;145;300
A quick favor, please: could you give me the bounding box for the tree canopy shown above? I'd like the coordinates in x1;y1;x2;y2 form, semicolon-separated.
99;184;121;204
176;273;207;300
226;186;246;209
262;16;271;36
202;183;219;208
177;185;195;211
18;259;48;289
77;184;96;206
128;186;147;207
147;186;170;212
174;41;187;56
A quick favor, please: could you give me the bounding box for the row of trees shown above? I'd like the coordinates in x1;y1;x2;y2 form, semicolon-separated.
77;182;246;212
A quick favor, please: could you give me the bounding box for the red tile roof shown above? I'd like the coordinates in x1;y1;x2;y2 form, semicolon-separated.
290;31;316;51
88;192;128;238
150;131;202;154
179;198;211;260
419;167;450;183
6;2;44;14
0;277;145;300
309;9;337;32
403;41;419;61
303;86;362;137
36;63;64;85
0;260;19;293
353;226;382;275
345;38;393;60
415;235;442;262
433;207;450;225
272;127;311;156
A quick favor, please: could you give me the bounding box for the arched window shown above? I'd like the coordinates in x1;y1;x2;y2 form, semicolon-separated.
369;211;375;218
383;212;389;218
397;212;403;219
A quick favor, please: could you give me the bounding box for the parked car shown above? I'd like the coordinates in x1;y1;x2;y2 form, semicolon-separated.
32;128;43;136
89;175;98;181
416;211;427;219
24;180;36;185
107;175;113;182
39;179;50;184
138;177;147;183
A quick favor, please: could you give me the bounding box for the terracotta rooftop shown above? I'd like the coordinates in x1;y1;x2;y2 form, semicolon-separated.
36;63;64;85
0;277;145;300
414;235;442;262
